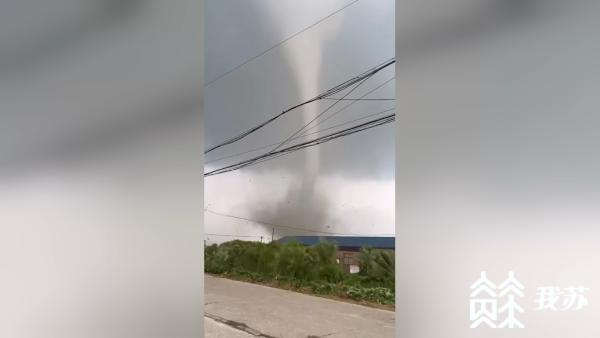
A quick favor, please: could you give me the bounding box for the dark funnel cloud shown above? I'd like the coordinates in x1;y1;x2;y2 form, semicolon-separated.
205;0;395;239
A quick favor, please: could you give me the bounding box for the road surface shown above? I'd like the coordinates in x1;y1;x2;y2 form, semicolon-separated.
204;275;395;338
205;316;253;338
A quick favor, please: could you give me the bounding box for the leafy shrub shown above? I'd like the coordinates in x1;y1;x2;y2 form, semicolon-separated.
358;246;395;289
276;241;314;281
314;282;336;294
308;242;344;283
204;239;395;304
346;286;394;304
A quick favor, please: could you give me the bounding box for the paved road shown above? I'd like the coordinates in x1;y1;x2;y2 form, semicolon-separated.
205;316;252;338
204;275;395;338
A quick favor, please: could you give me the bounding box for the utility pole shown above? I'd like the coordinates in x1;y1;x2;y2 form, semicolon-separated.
271;227;275;242
260;236;263;243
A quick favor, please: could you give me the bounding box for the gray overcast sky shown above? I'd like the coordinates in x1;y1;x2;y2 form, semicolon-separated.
204;0;395;242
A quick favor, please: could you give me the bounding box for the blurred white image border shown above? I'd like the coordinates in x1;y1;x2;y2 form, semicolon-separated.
0;1;204;338
396;0;600;337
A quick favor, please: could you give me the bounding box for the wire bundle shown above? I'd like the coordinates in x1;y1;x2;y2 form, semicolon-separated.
205;113;394;177
204;58;395;154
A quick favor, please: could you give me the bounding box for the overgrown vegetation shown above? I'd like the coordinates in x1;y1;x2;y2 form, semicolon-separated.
204;240;395;305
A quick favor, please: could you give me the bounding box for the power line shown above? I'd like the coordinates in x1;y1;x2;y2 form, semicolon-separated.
314;58;395;99
298;77;395;137
204;113;395;177
266;72;372;154
205;107;394;165
204;209;395;237
206;209;342;235
205;113;394;176
205;233;262;238
205;75;395;164
205;0;360;86
204;58;395;154
263;59;396;154
322;98;395;101
204;58;393;154
206;113;394;176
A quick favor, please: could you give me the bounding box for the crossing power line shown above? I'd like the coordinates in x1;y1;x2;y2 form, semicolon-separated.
204;58;395;154
265;71;373;155
295;76;395;138
204;113;394;177
205;74;395;165
205;107;394;165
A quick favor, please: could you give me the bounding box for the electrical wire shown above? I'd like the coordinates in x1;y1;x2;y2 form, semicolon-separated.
205;74;395;165
205;114;394;176
204;113;395;177
265;73;372;155
322;98;395;101
204;58;395;154
298;77;395;137
205;113;394;176
205;233;262;238
205;0;361;86
205;107;394;165
204;209;395;237
264;59;396;154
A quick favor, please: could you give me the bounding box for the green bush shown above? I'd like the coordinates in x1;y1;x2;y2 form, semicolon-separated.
308;242;344;283
276;241;314;281
358;246;395;289
346;286;394;304
204;239;394;304
256;242;277;276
